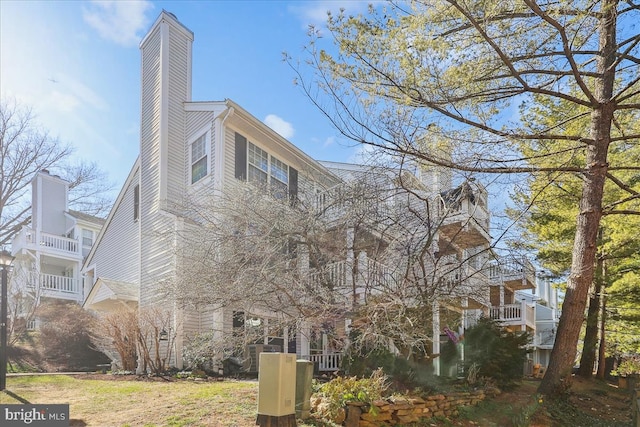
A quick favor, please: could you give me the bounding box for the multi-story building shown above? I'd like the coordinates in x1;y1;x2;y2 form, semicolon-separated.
82;10;538;375
10;170;105;325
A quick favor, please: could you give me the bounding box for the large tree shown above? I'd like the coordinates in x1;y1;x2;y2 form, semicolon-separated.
509;93;640;378
0;98;114;246
291;0;640;394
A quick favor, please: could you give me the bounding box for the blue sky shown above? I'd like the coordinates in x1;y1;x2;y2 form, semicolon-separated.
1;0;370;191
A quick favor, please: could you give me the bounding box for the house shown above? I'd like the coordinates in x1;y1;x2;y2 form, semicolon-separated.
10;170;105;327
517;274;561;373
82;10;537;375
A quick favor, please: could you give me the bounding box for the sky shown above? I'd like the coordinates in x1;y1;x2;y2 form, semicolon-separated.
0;0;371;192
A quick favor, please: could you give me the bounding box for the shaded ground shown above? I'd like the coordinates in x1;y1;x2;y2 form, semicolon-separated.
453;376;633;427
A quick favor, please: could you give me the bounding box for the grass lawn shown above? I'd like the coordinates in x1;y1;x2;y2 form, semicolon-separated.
0;374;291;427
0;374;632;427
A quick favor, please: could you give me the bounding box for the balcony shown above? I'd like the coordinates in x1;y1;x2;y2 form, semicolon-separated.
308;257;402;305
489;301;535;331
488;256;536;290
26;272;82;301
12;227;80;258
438;184;491;248
315;183;396;228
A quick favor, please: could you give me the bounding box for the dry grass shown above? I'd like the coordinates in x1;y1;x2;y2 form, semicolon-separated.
0;374;633;427
0;374;265;427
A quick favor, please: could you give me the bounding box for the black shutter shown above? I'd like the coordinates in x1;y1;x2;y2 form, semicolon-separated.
235;133;247;180
288;167;298;203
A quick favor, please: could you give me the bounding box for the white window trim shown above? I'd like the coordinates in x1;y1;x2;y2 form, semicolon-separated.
82;229;93;247
247;141;289;190
188;125;212;186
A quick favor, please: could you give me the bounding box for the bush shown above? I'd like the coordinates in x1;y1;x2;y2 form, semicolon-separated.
463;317;531;388
37;300;109;371
315;369;388;420
343;346;429;390
183;332;217;373
611;355;640;377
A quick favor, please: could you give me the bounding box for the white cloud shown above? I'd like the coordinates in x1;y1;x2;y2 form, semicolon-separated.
264;114;295;139
83;0;154;47
323;136;335;148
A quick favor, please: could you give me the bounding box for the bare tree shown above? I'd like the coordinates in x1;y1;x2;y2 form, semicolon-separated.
92;308;139;371
0;98;114;246
165;162;493;367
289;0;640;395
137;306;178;375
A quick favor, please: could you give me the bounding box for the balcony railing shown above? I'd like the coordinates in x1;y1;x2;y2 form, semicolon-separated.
489;301;535;330
438;185;490;234
40;273;79;294
488;256;536;290
25;272;81;298
13;227;80;256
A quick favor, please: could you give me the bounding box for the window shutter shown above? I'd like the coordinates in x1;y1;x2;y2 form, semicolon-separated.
235;133;247;180
289;167;298;202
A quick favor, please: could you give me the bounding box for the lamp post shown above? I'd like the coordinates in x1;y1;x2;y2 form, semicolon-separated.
0;249;14;391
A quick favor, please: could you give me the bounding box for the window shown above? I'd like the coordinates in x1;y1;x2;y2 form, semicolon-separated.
234;132;298;201
82;229;93;247
270;156;288;197
191;133;208;184
133;184;140;221
248;142;268;183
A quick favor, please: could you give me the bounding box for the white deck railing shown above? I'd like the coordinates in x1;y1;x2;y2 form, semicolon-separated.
489;302;535;329
40;273;79;294
305;353;342;372
13;227;80;256
39;232;79;254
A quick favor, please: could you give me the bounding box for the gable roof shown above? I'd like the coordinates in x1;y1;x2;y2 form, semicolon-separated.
83;277;138;310
67;210;106;227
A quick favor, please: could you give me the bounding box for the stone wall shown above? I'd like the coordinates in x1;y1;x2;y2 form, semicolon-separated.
340;390;486;427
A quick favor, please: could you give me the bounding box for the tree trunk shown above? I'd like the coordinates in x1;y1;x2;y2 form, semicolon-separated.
596;288;607;380
538;0;617;396
578;256;603;377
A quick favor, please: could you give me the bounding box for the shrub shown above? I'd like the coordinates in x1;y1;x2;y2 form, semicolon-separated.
342;345;437;392
315;368;388;420
611;355;640;377
183;332;216;373
38;300;109;370
463;317;531;388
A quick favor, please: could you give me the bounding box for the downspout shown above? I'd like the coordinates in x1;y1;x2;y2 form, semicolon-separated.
214;107;234;187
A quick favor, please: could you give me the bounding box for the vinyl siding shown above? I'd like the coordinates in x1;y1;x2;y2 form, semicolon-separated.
165;24;190;201
139;16;191;308
222;120;337;201
89;168;140;286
